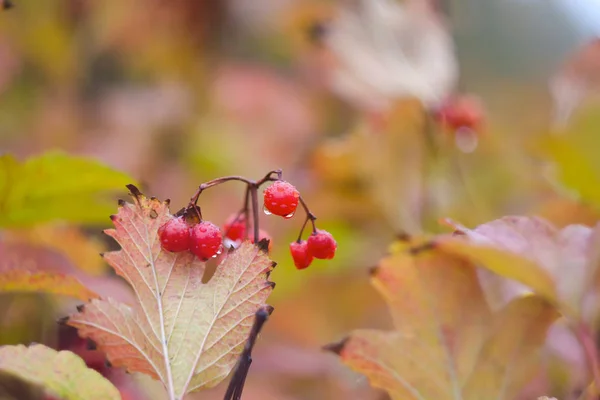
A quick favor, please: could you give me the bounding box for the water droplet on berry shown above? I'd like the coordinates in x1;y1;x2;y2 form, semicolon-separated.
212;245;224;258
284;211;295;219
223;237;240;250
263;205;272;215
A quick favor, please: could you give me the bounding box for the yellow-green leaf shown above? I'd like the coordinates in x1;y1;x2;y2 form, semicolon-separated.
0;151;136;227
436;240;558;304
0;344;120;400
67;186;275;398
539;103;600;209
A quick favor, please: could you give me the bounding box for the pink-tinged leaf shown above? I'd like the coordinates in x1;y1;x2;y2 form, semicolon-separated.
67;187;275;398
0;242;101;301
327;243;558;400
439;216;600;318
550;38;600;127
0;344;120;400
323;0;457;111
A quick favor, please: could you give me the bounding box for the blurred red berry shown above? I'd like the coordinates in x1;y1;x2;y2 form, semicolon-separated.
158;216;191;252
190;221;223;260
223;214;248;241
435;95;484;132
290;240;313;270
307;230;336;259
263;180;300;218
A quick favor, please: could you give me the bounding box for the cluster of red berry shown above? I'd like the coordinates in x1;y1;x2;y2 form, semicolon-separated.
158;177;337;269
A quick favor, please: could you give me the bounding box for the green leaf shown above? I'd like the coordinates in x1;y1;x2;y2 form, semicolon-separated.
0;344;120;400
539;105;600;208
0;151;136;227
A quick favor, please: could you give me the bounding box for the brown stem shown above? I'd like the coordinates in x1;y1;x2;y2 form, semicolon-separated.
223;306;272;400
242;186;251;239
189;170;282;207
296;217;310;242
298;196;317;234
250;184;260;244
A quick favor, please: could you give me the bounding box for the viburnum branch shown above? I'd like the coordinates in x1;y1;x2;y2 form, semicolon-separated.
189;177;253;207
224;306;272;400
250;184;260;244
189;170;282;208
243;186;251;239
176;168;334;272
255;169;282;186
188;170;284;245
298;196;317;235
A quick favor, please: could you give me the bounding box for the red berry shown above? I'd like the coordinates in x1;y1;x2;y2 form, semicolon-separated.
263;180;300;218
290;241;313;270
223;214;248;241
158;216;191;252
307;230;337;259
435;95;484;132
190;221;223;260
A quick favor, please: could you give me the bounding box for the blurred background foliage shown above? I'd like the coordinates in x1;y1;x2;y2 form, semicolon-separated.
1;0;600;399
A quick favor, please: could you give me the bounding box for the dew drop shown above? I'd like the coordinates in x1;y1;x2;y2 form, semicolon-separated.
223;238;240;249
284;211;295;219
263;205;272;215
455;127;478;153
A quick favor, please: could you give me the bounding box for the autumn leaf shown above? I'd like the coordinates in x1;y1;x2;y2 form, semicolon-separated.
4;224;108;275
549;38;600;127
438;216;600;318
0;344;120;400
0;151;136;227
66;186;275;399
0;242;100;301
536;106;600;209
327;243;558;400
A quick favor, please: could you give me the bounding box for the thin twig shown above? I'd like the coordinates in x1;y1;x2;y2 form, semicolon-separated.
250;184;260;244
223;306;272;400
298;196;317;235
189;170;281;207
